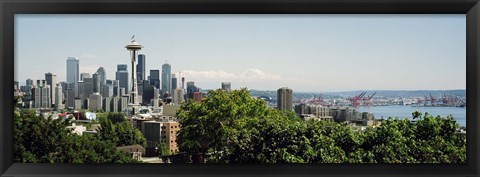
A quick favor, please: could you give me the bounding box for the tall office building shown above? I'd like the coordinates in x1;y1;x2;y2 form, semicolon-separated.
277;87;293;111
116;64;129;93
80;73;91;81
66;57;79;97
89;93;103;112
92;73;101;93
162;62;171;96
171;74;177;91
77;81;85;99
26;79;33;86
142;80;154;105
45;72;57;105
137;54;146;82
102;84;113;97
96;67;107;85
149;70;160;89
83;78;93;100
221;82;231;92
112;80;121;96
55;83;64;110
66;88;75;108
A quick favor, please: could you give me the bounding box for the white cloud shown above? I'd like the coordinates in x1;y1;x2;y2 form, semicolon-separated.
179;68;296;81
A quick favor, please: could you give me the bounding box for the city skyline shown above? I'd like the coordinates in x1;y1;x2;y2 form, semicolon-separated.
15;14;466;92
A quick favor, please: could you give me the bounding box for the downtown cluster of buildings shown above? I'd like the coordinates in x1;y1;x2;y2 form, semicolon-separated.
14;56;229;112
13;38;234;159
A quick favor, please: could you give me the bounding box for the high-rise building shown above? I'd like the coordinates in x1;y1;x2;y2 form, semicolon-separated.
112;80;121;96
162;62;171;96
149;70;160;89
102;84;113;97
66;88;75;108
142;80;154;105
173;88;185;105
277;87;293;111
116;64;129;92
77;81;85;99
26;79;33;86
89;93;103;112
153;88;160;108
80;73;91;81
111;96;120;112
137;54;146;82
83;78;93;99
103;97;112;112
66;57;79;97
96;67;107;85
92;73;101;93
221;82;231;92
55;83;64;110
34;80;50;109
171;74;177;91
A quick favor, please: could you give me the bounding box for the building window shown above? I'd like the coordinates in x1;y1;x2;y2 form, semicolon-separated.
171;126;173;128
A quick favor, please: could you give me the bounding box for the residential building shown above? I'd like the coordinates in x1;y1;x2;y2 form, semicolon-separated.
277;87;293;111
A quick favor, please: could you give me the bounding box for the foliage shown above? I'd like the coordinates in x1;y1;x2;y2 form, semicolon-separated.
14;109;140;163
97;112;147;147
177;88;466;163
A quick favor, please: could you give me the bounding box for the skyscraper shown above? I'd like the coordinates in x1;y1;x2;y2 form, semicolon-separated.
66;57;79;96
112;80;121;96
26;79;33;86
80;73;91;81
142;80;154;105
96;67;107;85
186;81;199;99
277;87;293;111
137;54;146;82
149;70;160;89
92;73;100;93
116;64;129;93
55;83;64;110
83;78;93;100
45;72;57;105
162;62;171;96
221;82;231;92
171;74;177;91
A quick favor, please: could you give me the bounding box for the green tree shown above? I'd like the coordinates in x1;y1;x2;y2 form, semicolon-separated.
14;109;140;163
176;89;466;164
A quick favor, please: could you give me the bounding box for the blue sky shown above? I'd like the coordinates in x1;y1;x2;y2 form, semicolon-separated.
15;14;466;92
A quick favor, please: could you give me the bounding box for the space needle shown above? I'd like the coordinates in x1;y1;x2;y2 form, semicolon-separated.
125;35;143;115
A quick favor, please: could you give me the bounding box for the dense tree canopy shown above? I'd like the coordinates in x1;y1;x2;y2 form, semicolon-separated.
96;112;147;147
177;88;466;163
14;110;140;163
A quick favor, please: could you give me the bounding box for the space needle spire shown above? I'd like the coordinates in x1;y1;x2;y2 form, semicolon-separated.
125;35;143;115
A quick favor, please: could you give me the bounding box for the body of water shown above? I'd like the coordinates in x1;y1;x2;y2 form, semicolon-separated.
357;105;466;127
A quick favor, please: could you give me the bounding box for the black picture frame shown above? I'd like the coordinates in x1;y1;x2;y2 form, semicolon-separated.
1;0;479;177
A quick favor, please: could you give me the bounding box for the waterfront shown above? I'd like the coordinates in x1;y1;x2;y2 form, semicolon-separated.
357;105;466;127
